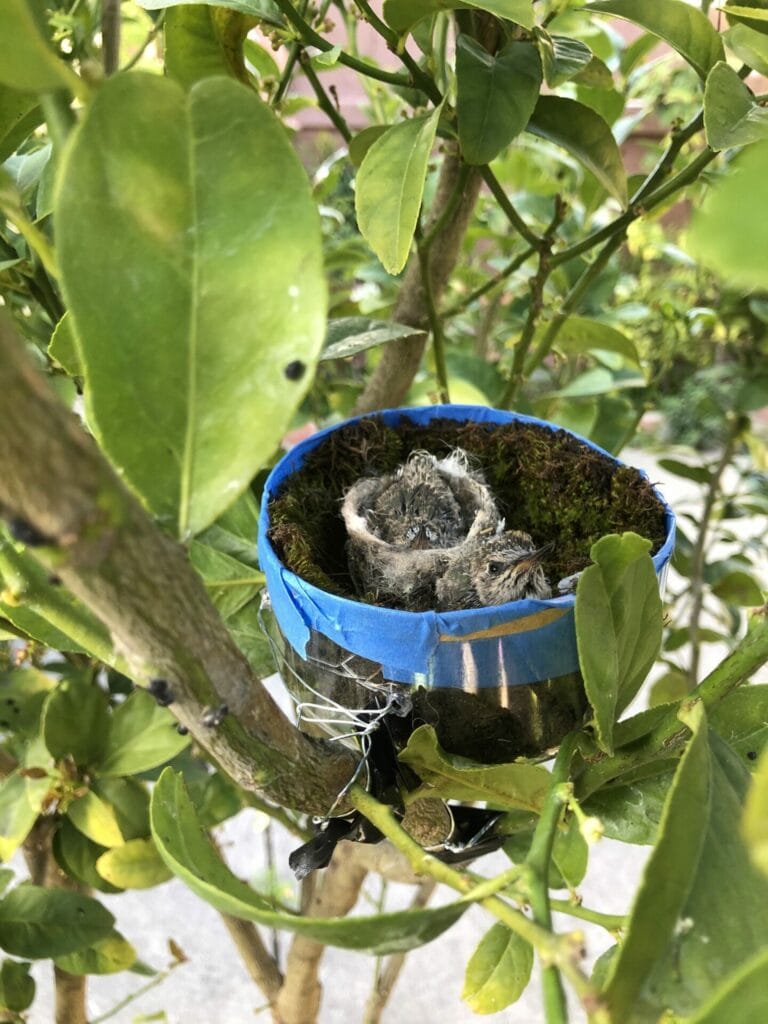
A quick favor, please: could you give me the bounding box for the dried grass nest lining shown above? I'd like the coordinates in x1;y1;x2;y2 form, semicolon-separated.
267;416;667;606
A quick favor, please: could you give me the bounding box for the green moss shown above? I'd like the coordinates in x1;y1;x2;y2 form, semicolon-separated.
267;415;668;603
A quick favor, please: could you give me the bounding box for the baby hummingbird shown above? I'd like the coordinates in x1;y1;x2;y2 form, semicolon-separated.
436;531;553;610
368;451;464;550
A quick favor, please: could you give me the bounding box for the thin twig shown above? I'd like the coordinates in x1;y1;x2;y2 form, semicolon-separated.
101;0;122;76
480;166;542;248
416;238;450;403
121;11;165;73
443;246;535;319
299;54;352;142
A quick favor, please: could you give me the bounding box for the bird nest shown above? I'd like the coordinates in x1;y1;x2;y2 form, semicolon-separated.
267;414;667;608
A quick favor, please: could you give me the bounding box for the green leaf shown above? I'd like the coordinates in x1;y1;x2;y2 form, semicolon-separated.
139;0;284;21
54;931;137;975
0;885;114;958
0;872;14;897
711;569;764;606
526;96;627;206
548;813;588;888
657;458;711;484
725;23;768;73
687;948;768;1023
196;489;260;568
348;125;390;168
605;706;768;1021
97;690;189;778
0;959;34;1013
398;725;551;812
0;86;42;164
42;676;109;768
554;315;640;366
648;669;690;707
224;599;275;676
0;771;49;863
583;771;669;845
355;105;443;275
67;791;124;849
48;311;82;377
575;533;663;755
243;39;280;79
151;769;467;953
0;667;55;739
585;0;724;79
553;367;644;398
742;747;768;876
92;778;150;840
165;5;252;89
383;0;534;34
0;0;84;96
456;37;542;165
704;61;768;150
461;923;533;1013
710;685;768;767
56;73;325;538
536;31;593;87
96;839;173;890
321;317;427;361
188;541;263;620
52;818;121;894
687;140;768;290
725;3;768;34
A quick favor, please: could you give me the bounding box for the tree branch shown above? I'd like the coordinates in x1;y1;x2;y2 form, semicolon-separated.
353;147;483;413
219;912;284;1005
0;313;357;815
274;842;368;1024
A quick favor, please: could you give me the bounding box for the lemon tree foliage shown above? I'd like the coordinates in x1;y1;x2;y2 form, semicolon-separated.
0;0;767;1021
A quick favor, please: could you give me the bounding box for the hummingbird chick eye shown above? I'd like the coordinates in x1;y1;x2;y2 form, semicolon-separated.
487;561;505;576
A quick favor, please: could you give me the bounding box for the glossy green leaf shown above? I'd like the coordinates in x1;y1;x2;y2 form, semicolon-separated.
151;769;467;953
742;747;768;875
0;667;55;738
165;5;252;89
92;778;150;841
97;690;189;778
189;542;263;620
725;4;768;34
52;818;121;894
710;685;768;768
321;317;427;360
0;86;42;164
42;676;109;767
355;105;443;274
0;886;114;958
687;140;768;290
197;489;260;568
687;948;768;1023
575;533;663;755
725;23;768;73
54;931;136;975
456;37;542;165
462;923;533;1013
554;367;644;398
606;706;768;1022
67;791;124;849
243;38;280;79
56;73;325;538
383;0;534;34
648;669;690;707
554;315;640;366
585;0;724;79
0;0;84;96
526;96;627;206
536;32;593;87
398;725;551;812
583;772;669;845
704;61;768;150
96;839;173;889
0;772;49;862
348;125;390;168
0;959;34;1013
548;813;588;888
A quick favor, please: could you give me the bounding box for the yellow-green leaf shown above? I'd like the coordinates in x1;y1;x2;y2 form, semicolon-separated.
67;792;124;849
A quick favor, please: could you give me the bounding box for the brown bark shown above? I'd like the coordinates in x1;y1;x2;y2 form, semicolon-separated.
353;148;483;414
273;843;368;1024
23;819;88;1024
0;313;357;815
220;913;284;1003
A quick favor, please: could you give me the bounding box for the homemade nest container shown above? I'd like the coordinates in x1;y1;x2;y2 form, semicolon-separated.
258;405;675;766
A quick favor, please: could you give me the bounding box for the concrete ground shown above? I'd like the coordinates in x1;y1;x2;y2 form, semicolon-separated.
21;448;767;1023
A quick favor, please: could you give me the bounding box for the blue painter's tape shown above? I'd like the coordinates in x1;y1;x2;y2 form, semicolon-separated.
258;406;676;688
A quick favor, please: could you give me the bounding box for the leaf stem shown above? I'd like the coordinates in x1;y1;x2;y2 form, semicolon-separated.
526;735;578;1024
549;899;625;935
350;784;607;1020
299;54;352;142
480;166;542;248
352;0;443;104
443;246;535;318
270;0;421;91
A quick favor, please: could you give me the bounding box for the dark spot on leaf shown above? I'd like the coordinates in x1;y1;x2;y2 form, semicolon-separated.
747;750;758;761
0;720;8;728
176;724;189;736
47;573;62;586
284;360;306;381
